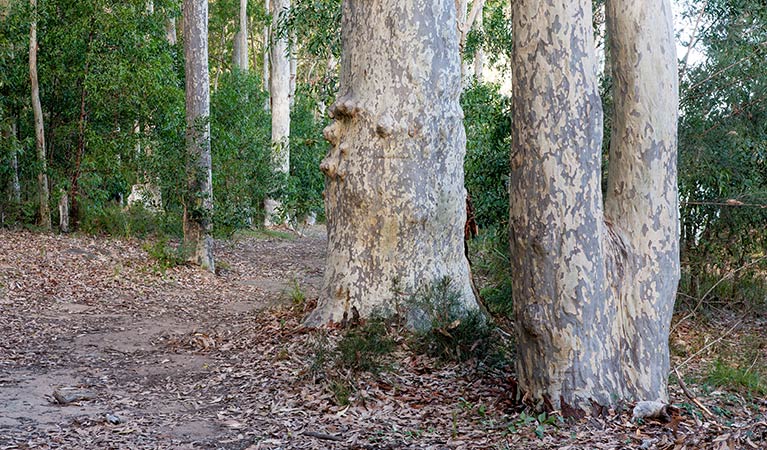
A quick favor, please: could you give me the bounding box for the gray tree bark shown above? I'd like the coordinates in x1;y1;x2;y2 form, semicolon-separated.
509;0;679;410
264;0;290;226
29;0;51;230
304;0;478;326
183;0;215;272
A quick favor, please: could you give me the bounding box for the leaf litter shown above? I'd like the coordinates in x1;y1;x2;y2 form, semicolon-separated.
0;227;764;449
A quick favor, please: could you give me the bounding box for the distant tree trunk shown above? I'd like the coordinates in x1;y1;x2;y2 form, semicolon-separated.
58;190;69;233
183;0;215;272
68;26;94;229
166;17;178;44
29;0;50;230
304;0;478;326
264;0;290;226
3;120;21;204
289;32;296;108
472;5;484;81
262;0;270;94
232;0;248;71
509;0;679;411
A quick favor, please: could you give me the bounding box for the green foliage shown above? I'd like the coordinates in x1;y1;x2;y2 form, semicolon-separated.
408;277;495;363
676;0;767;305
706;358;767;396
506;411;562;438
462;81;511;231
142;236;186;274
210;70;274;236
336;318;396;373
283;87;328;223
79;204;159;238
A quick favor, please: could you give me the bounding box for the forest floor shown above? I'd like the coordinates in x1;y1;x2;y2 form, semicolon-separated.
0;227;765;449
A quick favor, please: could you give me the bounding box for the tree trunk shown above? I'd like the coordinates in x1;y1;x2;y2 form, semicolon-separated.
472;4;484;82
233;0;248;71
3;120;21;204
289;32;296;108
29;0;51;230
304;0;478;326
509;0;679;411
183;0;215;272
68;26;94;230
262;0;270;98
264;0;290;226
166;17;177;45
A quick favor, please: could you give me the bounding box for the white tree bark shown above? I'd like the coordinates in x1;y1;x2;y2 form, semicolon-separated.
264;0;290;226
233;0;249;71
29;0;51;230
509;0;679;410
183;0;215;272
305;0;478;326
472;4;484;82
262;0;270;100
166;17;178;45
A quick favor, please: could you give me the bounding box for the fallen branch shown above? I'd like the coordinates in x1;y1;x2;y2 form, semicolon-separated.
674;367;715;423
302;431;344;442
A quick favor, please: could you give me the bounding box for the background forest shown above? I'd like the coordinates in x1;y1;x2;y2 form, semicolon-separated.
0;0;766;445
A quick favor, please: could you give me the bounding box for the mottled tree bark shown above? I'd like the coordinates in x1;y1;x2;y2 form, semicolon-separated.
29;0;51;230
183;0;215;272
264;0;290;226
305;0;478;326
509;0;679;410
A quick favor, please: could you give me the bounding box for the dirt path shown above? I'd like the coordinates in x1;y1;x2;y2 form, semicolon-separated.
0;228;328;448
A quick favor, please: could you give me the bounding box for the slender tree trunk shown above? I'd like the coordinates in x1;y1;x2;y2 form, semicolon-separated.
261;0;270;111
264;0;290;226
289;32;296;108
509;0;679;411
472;5;484;82
166;17;178;45
3;120;21;204
183;0;215;272
233;0;248;71
29;0;51;230
305;0;478;326
68;26;94;229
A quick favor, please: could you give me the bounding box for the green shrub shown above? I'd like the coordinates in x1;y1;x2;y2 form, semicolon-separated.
408;277;496;363
706;358;767;396
337;318;396;373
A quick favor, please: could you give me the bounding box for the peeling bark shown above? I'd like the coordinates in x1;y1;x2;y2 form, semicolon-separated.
183;0;215;272
509;0;679;410
305;0;478;326
29;0;50;230
264;0;290;226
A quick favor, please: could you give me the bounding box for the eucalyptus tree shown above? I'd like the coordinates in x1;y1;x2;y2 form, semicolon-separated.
183;0;215;271
264;0;290;226
233;0;248;70
29;0;50;229
305;0;479;325
509;0;679;410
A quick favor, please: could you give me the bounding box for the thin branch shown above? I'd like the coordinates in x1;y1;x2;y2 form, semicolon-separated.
674;315;745;371
672;255;767;335
679;0;709;80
